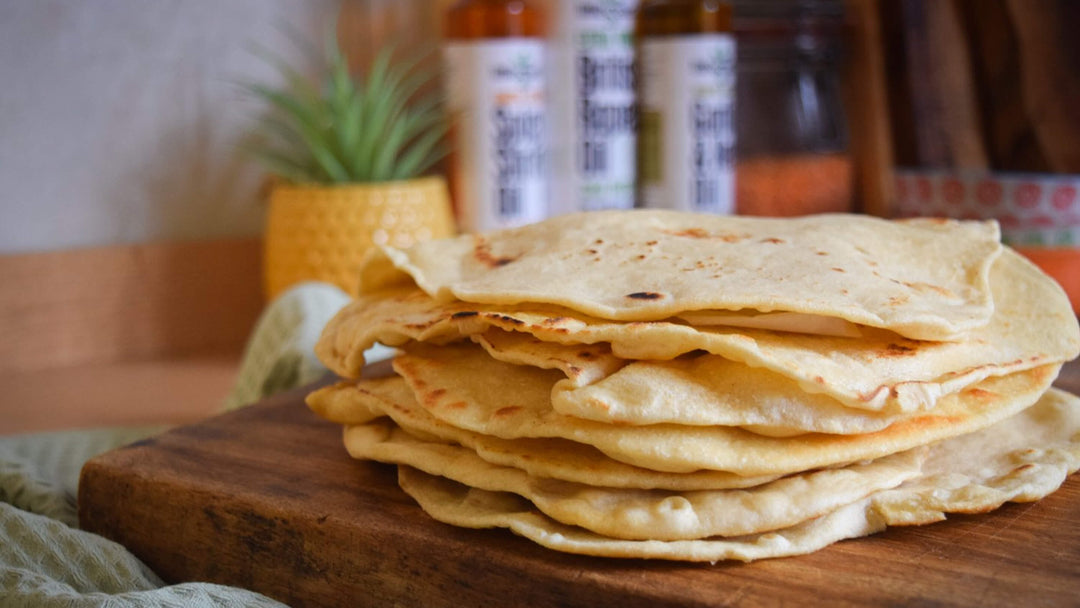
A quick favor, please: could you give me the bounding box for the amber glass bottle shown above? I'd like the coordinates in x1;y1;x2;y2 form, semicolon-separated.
637;0;732;36
445;0;544;39
636;0;736;213
443;0;548;233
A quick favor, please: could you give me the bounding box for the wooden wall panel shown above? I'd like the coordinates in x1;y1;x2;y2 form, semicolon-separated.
0;238;264;374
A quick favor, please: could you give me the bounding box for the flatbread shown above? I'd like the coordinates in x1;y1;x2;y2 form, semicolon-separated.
308;378;781;491
319;250;1079;413
551;355;911;435
362;211;1002;340
473;330;907;434
409;339;910;435
470;330;626;387
344;420;925;540
397;388;1080;561
391;341;1060;474
399;469;882;563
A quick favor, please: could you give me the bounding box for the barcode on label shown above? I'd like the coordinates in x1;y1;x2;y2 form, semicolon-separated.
499;187;522;217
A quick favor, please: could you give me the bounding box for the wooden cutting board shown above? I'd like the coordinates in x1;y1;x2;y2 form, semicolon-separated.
79;362;1080;608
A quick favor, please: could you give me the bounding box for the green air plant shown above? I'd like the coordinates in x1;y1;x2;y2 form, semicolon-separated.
245;36;448;184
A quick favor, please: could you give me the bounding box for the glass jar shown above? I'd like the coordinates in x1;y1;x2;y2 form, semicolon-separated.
733;0;852;216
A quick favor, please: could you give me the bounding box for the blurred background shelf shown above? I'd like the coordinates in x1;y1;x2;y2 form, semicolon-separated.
0;355;241;435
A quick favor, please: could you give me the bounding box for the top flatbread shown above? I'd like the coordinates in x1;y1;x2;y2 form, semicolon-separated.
318;249;1079;413
363;211;1002;340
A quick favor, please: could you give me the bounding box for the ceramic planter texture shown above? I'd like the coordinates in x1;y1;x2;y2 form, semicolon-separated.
264;176;454;298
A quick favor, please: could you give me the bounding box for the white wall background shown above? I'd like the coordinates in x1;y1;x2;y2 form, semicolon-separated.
0;0;342;254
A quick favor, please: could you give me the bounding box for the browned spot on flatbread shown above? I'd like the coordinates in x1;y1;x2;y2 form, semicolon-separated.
494;406;523;417
892;279;955;298
858;385;890;403
626;292;664;300
473;237;519;268
874;412;962;435
881;343;917;356
760;237;786;244
419;385;454;409
903;217;951;226
831;267;846;273
451;311;479;319
663;228;710;238
906;281;953;297
586;397;611;413
963;388;998;401
1031;365;1055;384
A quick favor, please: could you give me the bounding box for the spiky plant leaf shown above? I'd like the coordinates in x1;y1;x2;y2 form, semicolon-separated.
245;32;447;185
244;147;319;185
393;129;450;181
371;100;446;180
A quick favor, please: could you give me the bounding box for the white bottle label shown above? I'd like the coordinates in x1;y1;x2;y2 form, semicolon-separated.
550;0;639;214
444;39;548;233
639;34;736;214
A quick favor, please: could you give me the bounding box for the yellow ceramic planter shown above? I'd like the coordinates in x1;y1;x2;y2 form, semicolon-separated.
263;176;455;299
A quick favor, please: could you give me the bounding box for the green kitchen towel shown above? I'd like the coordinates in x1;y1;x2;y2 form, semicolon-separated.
0;429;287;607
0;281;369;607
223;281;352;411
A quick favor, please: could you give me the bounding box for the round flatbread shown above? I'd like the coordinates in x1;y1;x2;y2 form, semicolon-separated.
344;420;925;540
308;378;781;491
363;211;1002;340
391;341;1060;475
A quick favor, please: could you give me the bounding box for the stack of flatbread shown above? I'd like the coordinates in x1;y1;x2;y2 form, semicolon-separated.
307;210;1080;562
